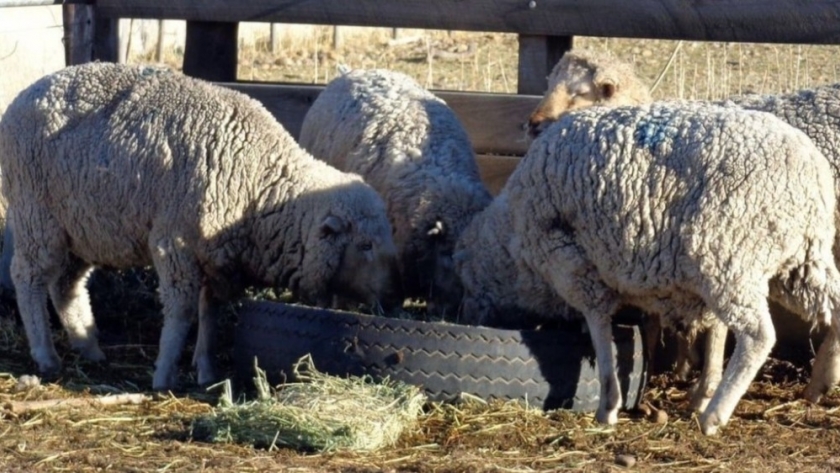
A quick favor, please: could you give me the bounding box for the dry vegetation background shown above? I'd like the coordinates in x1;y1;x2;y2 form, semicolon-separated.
228;27;840;100
2;26;840;472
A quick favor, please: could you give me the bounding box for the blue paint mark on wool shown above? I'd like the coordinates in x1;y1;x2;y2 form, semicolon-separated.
139;65;170;78
633;108;678;152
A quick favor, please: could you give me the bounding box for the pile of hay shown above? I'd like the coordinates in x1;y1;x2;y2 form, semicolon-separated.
191;355;427;452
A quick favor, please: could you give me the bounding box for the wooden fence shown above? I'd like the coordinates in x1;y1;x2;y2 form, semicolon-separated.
62;1;840;192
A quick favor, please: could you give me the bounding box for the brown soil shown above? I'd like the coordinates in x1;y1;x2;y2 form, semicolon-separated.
3;32;840;472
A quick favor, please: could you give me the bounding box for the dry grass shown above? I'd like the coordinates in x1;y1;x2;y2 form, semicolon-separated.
1;331;840;472
191;356;426;452
2;28;838;472
133;27;840;100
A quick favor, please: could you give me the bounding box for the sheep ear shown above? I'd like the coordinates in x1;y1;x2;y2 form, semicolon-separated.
427;220;445;238
320;215;347;237
597;77;618;99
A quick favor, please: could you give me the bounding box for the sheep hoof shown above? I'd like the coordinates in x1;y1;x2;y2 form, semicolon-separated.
802;382;826;404
194;358;217;387
152;368;178;392
688;386;713;413
79;344;107;363
699;411;722;436
595;407;619;425
33;349;61;379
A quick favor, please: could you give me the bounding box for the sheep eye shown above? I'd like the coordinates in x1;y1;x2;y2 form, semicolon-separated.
357;242;373;252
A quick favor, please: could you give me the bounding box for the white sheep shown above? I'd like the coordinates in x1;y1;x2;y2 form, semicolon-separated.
507;101;840;435
0;62;403;391
454;193;575;328
298;68;492;316
527;48;840;407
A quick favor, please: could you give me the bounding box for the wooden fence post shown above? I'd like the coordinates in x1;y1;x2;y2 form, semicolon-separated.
92;14;119;62
62;4;94;66
517;35;573;95
183;21;238;81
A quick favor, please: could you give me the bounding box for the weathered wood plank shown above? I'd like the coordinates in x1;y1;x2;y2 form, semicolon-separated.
62;4;95;66
183;21;239;82
92;15;118;62
95;0;840;45
476;154;520;195
223;83;540;156
517;35;572;95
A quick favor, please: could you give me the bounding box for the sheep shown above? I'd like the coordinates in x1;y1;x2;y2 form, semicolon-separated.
0;62;403;391
454;193;669;360
454;192;576;329
298;68;492;316
506;101;840;435
526;48;840;406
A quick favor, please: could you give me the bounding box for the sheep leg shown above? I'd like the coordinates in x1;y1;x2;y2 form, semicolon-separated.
673;330;700;381
640;314;661;374
151;237;201;391
11;209;71;376
192;285;218;386
803;326;840;403
48;255;103;362
537;233;622;424
13;254;61;376
582;310;622;424
699;294;774;435
688;319;727;412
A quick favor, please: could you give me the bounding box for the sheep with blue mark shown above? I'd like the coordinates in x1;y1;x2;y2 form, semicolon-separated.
507;101;840;435
526;47;840;409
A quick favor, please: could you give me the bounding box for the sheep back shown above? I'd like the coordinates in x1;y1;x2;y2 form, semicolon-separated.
508;101;838;330
299;68;492;310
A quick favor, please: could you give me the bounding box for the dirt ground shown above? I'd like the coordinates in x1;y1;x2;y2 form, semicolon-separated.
3;32;840;472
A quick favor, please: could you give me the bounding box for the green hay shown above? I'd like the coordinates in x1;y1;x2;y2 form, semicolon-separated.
191;355;427;452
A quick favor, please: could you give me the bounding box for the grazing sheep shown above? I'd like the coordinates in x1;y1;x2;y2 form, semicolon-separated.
454;193;576;328
507;101;840;435
0;62;403;390
526;48;840;407
298;68;492;316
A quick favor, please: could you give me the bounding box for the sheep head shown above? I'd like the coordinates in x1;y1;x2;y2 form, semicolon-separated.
526;48;653;139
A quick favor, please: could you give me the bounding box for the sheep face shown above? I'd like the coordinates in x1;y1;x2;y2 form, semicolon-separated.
330;217;404;313
526;49;652;138
298;210;403;314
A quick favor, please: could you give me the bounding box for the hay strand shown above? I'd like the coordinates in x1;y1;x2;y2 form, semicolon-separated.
3;393;151;414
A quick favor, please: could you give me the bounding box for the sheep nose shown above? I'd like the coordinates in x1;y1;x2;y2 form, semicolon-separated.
526;115;545;139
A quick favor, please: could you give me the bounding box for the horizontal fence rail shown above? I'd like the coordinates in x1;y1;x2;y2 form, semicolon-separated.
95;0;840;44
0;0;88;7
223;82;541;156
